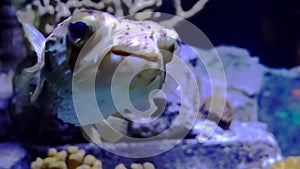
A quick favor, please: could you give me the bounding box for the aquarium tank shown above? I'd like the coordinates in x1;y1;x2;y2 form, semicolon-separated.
0;0;299;168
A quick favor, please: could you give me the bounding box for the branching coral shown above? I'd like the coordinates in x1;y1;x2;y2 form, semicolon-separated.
31;146;102;169
16;0;209;34
160;0;209;27
266;156;300;169
17;0;113;34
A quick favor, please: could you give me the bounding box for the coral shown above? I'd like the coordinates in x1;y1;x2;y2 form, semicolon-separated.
199;94;234;130
31;146;156;169
31;146;102;169
115;162;155;169
160;0;209;27
16;0;209;34
266;156;300;169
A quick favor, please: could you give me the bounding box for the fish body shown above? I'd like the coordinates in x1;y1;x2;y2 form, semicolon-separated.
20;9;179;142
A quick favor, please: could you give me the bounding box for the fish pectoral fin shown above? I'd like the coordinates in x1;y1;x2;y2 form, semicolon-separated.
19;23;46;103
94;116;128;143
22;23;46;64
81;117;128;144
81;125;103;145
19;65;45;103
29;76;45;103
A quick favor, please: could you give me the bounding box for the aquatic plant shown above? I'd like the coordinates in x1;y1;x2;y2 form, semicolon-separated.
266;156;300;169
31;146;102;169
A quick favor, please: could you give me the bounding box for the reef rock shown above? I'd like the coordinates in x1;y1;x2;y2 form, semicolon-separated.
2;120;282;169
129;45;300;158
258;66;300;156
0;143;29;169
194;46;264;122
0;72;14;110
0;110;12;141
116;121;281;169
128;45;265;138
26;121;282;169
0;1;27;110
0;0;28;143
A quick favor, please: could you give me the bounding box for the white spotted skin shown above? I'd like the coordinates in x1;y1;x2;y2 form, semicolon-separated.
25;9;180;126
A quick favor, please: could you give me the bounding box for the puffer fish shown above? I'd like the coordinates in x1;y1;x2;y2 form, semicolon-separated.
20;10;179;143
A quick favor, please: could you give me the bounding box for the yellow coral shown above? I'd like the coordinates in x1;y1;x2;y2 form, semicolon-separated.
32;146;155;169
266;156;300;169
115;162;155;169
31;146;102;169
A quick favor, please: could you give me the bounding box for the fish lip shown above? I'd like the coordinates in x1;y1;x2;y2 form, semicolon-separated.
111;48;159;62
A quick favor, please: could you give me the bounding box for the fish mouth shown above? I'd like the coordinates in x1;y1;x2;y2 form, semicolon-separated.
111;47;160;63
111;49;131;57
68;45;161;72
107;50;161;70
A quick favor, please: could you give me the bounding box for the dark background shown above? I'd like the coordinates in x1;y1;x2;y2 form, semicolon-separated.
160;0;300;68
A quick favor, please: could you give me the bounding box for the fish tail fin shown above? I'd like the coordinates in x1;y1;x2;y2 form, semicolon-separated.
82;116;128;144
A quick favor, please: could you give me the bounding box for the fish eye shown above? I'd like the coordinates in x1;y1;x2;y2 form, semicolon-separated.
67;21;91;47
69;22;89;39
67;10;119;48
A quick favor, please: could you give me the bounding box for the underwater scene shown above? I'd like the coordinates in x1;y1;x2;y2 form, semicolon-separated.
0;0;299;168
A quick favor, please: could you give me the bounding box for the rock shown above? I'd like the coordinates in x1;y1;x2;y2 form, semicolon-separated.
127;44;202;138
0;110;13;141
9;83;86;145
33;121;282;169
0;2;27;72
0;72;14;110
128;45;264;138
195;46;264;122
258;66;300;156
199;95;234;130
0;2;27;110
115;122;281;169
0;143;29;169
